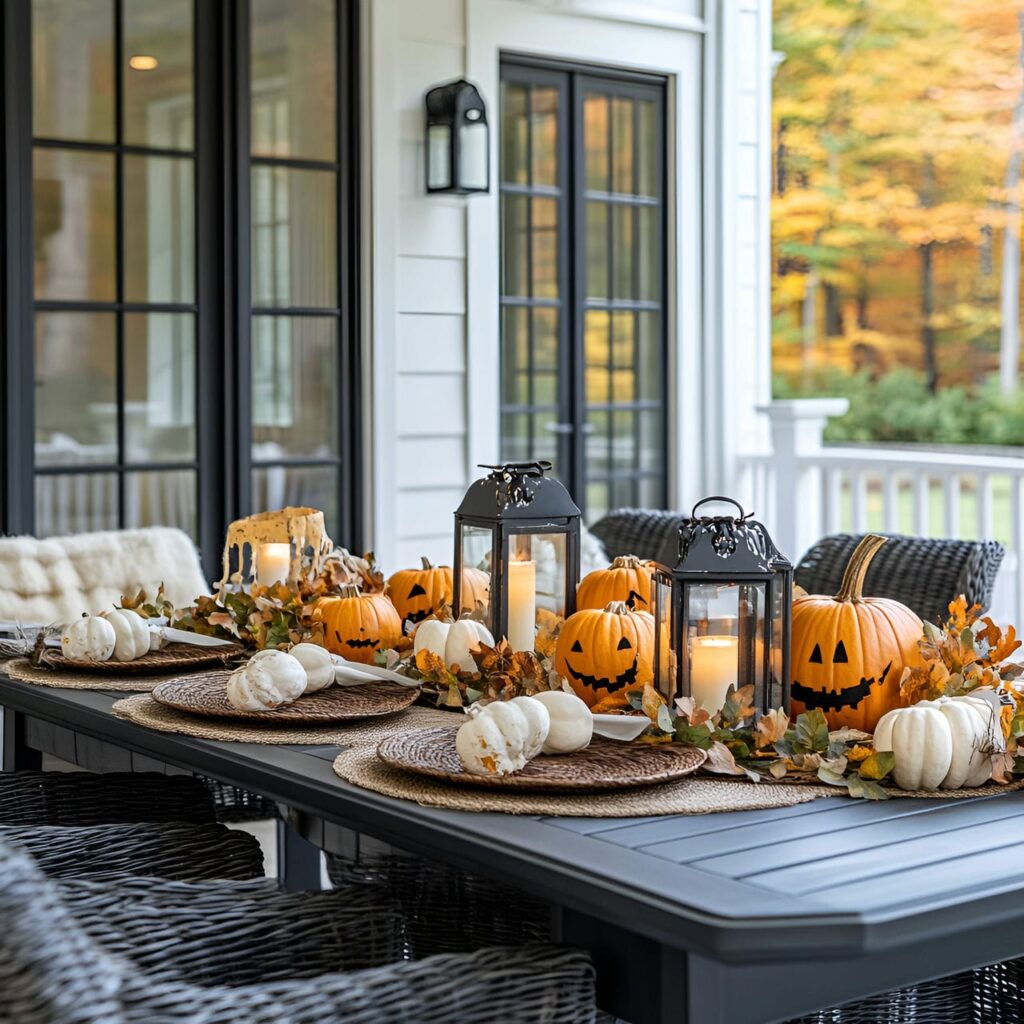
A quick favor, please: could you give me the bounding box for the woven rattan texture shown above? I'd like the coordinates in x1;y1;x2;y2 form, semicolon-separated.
152;671;418;721
589;508;684;562
114;693;455;744
5;657;178;691
0;837;598;1024
2;822;265;881
795;532;1005;623
378;726;706;790
0;771;216;826
36;643;244;675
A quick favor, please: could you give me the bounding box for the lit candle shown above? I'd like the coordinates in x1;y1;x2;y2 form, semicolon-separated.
255;543;291;587
507;559;537;652
690;636;738;713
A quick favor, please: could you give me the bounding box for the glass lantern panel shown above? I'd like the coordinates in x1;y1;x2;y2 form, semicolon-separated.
506;531;567;653
685;581;766;714
460;524;494;623
653;571;674;701
769;578;787;710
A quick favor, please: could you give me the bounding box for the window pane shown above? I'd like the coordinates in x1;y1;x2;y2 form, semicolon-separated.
36;473;118;536
502;306;529;405
612;203;635;300
251;316;338;458
125;470;196;535
123;154;195;303
35;312;117;466
531;86;559;187
584;310;611;405
501;81;529;185
583;94;609;192
124;313;195;463
585;201;608;299
251;0;336;161
501;194;529;297
636;99;658;198
637;205;658;301
499;412;557;466
123;0;194;149
251;166;337;308
253;465;338;533
611;310;636;403
34;148;115;301
533;307;559;372
32;0;114;142
612;96;634;194
531;196;558;299
637;312;661;401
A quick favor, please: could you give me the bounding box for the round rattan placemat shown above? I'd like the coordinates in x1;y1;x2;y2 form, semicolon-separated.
151;672;419;722
378;726;706;791
5;658;179;692
35;643;243;675
113;694;456;745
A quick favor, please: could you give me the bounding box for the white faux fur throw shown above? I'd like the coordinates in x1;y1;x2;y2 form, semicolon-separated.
0;527;210;625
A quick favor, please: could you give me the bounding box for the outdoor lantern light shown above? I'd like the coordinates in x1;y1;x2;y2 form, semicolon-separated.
453;462;580;652
424;78;489;195
652;497;792;715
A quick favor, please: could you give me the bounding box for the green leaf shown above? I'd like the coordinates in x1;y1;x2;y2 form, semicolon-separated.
626;691;645;711
1011;712;1024;739
858;750;896;781
923;620;943;644
724;738;751;760
674;722;713;750
960;627;975;651
465;687;483;704
816;766;848;787
794;710;830;754
846;776;890;801
657;704;675;734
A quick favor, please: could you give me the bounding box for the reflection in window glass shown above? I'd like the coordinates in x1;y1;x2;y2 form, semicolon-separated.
253;464;338;533
124;470;196;534
35;473;119;537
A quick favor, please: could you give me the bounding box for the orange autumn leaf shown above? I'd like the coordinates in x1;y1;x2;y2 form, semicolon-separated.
415;648;450;677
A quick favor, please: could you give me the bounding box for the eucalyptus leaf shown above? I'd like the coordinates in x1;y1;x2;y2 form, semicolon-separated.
960;627;975;651
816;766;848;787
923;620;943;643
795;710;830;754
657;704;675;734
858;750;896;780
846;776;889;800
674;722;713;750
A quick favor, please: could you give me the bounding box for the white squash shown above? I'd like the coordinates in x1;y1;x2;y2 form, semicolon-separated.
99;608;152;662
61;615;117;663
926;695;1002;789
456;700;534;776
874;704;953;791
226;649;307;711
289;642;335;692
531;691;593;755
508;695;550;759
412;618;495;674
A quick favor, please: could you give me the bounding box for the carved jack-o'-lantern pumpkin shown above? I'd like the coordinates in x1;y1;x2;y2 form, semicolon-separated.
314;585;403;664
387;558;491;632
790;534;922;731
555;601;655;708
576;555;656;612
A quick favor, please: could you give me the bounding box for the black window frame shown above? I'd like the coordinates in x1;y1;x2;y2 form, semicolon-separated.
499;54;668;521
0;0;362;579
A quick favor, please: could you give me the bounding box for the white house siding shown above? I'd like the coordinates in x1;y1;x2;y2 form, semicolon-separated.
364;0;773;568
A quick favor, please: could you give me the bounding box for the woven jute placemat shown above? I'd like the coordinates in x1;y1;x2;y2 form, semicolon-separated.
113;693;456;745
5;658;178;693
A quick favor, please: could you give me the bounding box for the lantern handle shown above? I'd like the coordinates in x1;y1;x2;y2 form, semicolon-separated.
690;496;750;521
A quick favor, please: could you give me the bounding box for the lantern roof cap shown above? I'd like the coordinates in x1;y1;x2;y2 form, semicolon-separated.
670;496;791;575
456;462;581;521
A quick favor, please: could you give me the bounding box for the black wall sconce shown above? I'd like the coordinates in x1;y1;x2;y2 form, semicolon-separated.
424;78;489;195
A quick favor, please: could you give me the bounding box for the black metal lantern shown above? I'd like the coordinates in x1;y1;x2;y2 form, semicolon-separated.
425;78;489;195
453;462;580;652
652;497;793;715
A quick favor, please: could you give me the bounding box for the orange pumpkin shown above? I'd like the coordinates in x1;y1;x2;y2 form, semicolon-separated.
314;585;403;664
576;555;656;612
387;558;452;633
555;600;655;708
790;534;922;731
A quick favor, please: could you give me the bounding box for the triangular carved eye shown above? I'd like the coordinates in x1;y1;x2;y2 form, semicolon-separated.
571;639;583;653
408;584;426;598
617;636;632;650
809;644;823;664
833;640;848;664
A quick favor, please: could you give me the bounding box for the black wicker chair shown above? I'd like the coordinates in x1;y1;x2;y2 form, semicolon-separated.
589;507;685;563
0;836;598;1024
795;533;1005;624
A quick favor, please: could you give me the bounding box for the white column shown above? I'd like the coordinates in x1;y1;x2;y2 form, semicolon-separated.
757;398;850;564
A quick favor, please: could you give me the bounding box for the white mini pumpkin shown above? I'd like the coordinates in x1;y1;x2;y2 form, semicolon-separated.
508;695;550;760
413;618;495;674
61;615;116;663
456;700;541;776
100;608;152;662
226;649;307;711
289;643;335;693
531;690;593;755
927;695;1002;789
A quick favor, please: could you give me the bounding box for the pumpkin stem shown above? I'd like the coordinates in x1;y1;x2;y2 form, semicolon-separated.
834;534;887;603
339;583;363;599
420;557;433;570
604;600;633;615
610;555;645;569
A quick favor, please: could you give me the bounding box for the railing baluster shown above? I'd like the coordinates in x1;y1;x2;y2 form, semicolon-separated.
977;473;994;540
883;472;899;533
913;474;930;536
851;469;868;533
823;468;842;535
944;475;960;538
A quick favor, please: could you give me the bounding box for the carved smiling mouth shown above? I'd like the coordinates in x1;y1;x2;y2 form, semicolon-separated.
791;661;892;712
345;638;377;649
565;655;639;694
402;609;430;632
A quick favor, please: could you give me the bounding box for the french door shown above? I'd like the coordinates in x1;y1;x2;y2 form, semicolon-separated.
499;57;668;522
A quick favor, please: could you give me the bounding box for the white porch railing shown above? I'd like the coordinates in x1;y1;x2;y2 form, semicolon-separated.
737;400;1024;626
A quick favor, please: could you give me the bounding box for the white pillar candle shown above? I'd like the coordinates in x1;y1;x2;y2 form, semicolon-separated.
507;559;537;652
690;635;738;714
255;543;291;587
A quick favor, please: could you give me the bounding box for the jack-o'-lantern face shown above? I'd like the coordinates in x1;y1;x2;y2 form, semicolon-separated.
313;588;403;665
555;601;656;708
791;640;893;716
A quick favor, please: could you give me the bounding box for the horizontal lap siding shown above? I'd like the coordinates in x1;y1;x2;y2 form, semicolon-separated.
391;0;469;568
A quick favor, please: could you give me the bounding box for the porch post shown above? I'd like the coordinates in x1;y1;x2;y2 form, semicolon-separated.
757;399;849;562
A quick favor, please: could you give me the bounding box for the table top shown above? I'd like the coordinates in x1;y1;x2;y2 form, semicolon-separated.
5;675;1024;965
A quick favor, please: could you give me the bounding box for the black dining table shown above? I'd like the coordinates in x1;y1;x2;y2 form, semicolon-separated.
3;673;1024;1024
